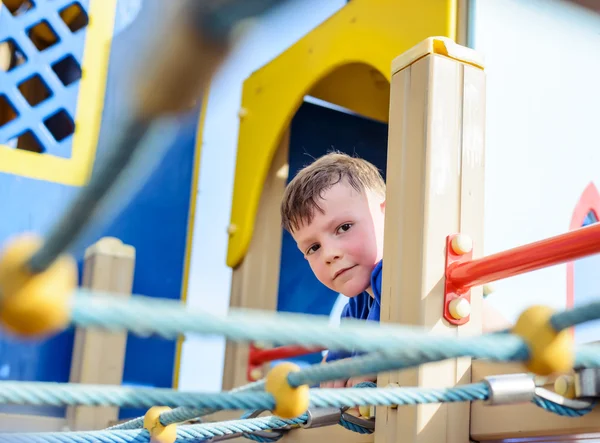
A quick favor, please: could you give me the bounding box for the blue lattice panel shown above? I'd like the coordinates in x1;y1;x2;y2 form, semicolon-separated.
0;0;89;159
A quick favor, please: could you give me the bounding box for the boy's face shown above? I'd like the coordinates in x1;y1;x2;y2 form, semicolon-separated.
291;181;385;298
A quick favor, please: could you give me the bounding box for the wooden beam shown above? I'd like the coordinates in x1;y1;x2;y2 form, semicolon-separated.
375;37;486;443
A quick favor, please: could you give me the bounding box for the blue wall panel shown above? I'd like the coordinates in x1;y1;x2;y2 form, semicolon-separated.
0;0;198;420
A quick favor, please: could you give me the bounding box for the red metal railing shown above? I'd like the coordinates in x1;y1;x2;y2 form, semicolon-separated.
247;223;600;377
447;222;600;292
249;345;325;366
247;344;325;380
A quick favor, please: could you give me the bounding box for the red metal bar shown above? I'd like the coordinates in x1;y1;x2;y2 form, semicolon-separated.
447;223;600;291
249;345;324;365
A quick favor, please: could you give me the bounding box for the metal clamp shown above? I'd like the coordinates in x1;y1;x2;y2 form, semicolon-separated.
575;368;600;398
299;407;342;429
483;373;536;405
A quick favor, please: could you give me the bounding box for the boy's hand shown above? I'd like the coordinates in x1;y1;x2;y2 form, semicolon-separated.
320;379;348;388
345;375;377;387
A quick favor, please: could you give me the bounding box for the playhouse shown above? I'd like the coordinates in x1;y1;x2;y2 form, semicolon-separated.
1;0;600;442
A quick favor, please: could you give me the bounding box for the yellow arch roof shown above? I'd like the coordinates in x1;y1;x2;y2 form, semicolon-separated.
227;0;460;268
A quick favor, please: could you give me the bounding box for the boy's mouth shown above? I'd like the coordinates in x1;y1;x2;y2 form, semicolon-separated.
333;265;357;280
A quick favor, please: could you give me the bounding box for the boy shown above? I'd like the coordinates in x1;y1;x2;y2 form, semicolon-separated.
280;152;511;387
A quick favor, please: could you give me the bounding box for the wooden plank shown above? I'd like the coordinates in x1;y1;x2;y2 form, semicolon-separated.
66;237;135;431
0;414;67;433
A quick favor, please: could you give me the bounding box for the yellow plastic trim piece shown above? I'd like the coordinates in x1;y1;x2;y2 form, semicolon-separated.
0;233;76;337
0;0;118;186
265;362;309;419
143;406;177;443
512;306;574;376
226;0;458;268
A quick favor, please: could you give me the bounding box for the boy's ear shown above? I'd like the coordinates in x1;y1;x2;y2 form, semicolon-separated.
380;199;386;213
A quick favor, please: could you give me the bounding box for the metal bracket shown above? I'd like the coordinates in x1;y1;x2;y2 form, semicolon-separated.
535;387;594;410
443;234;472;325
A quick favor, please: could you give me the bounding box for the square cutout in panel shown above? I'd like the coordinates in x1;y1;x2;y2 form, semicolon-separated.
5;0;35;16
18;74;53;107
43;109;74;142
0;95;19;128
27;20;60;51
52;54;82;86
16;130;45;153
0;39;27;72
60;2;89;33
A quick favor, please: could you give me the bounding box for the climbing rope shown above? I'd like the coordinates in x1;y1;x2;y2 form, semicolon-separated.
71;291;525;354
3;414;306;443
109;379;266;430
70;291;600;380
0;379;590;417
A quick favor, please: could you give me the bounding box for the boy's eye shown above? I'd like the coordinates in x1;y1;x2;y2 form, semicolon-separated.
306;244;320;255
337;223;352;234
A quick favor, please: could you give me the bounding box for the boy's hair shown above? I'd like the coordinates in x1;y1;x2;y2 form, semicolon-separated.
281;152;385;233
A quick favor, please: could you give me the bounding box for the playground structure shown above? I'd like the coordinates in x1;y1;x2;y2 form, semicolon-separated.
2;0;600;442
3;25;600;441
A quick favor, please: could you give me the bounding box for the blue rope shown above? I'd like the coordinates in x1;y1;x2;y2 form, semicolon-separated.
552;301;600;332
70;292;600;391
2;415;306;443
532;396;594;417
71;292;531;363
287;334;529;388
109;380;266;430
574;344;600;368
70;292;600;381
0;380;573;416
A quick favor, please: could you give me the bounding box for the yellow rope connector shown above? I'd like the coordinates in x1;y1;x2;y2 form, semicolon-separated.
0;234;76;337
265;362;309;419
512;305;574;376
143;406;177;443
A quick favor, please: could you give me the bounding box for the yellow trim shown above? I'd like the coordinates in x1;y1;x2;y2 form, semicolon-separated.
0;0;117;186
226;0;458;268
171;90;210;389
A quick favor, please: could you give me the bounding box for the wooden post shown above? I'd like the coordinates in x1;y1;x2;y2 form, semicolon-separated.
375;37;486;443
66;237;135;431
222;130;290;390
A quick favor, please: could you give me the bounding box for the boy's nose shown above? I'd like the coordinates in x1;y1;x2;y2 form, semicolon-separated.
324;248;342;264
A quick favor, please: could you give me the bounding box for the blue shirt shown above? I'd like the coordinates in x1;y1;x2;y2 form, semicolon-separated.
325;260;383;362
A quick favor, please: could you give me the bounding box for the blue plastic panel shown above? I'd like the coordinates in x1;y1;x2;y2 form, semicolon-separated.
0;0;89;157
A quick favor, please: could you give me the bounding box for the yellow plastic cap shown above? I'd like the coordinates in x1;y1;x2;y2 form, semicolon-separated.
554;375;576;399
0;234;76;337
265;362;309;419
144;406;177;443
512;305;574;375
